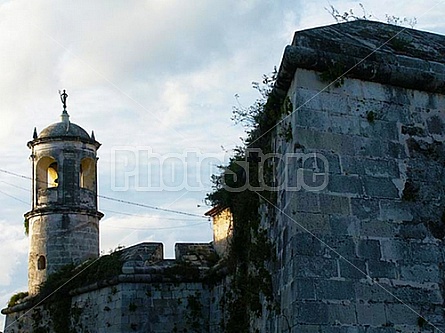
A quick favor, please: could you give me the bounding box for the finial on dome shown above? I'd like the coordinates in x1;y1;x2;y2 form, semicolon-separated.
91;130;95;140
59;90;68;110
33;127;37;139
59;90;70;123
60;110;70;123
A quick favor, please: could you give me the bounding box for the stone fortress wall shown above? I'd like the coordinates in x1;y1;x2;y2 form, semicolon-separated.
3;242;217;332
260;20;445;332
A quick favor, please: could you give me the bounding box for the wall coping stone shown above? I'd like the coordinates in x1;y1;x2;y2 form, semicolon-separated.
273;21;445;101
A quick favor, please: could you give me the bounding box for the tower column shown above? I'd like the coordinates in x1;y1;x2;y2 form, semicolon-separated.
26;93;103;295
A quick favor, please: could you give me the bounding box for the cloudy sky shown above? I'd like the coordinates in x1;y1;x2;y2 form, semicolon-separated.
0;0;444;328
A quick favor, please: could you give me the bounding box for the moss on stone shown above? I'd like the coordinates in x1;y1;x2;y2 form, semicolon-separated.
8;291;28;308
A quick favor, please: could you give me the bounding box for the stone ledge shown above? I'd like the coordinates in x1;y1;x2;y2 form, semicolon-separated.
273;21;445;101
1;297;36;315
274;45;445;100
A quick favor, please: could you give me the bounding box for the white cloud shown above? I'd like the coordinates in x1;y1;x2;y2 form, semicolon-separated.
0;284;28;330
100;211;211;258
0;221;28;286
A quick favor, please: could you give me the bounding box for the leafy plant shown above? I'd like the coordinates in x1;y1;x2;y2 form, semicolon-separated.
8;291;28;307
207;71;281;332
31;251;123;333
366;111;376;123
325;3;416;27
280;123;293;142
319;62;345;87
325;3;372;22
402;180;419;202
417;316;427;328
24;218;29;236
128;302;137;312
232;68;277;131
281;96;293;115
389;36;413;52
386;15;417;28
185;293;204;332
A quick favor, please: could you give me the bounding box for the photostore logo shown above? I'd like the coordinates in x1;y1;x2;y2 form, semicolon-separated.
110;147;329;192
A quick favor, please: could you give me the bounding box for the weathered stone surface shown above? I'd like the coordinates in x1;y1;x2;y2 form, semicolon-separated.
357;239;381;260
368;260;397;279
294;301;329;324
363;176;399;198
315;279;355;300
291;191;320;213
322;236;356;259
351;198;380;220
356;303;387;326
175;243;217;267
293;255;338;278
385;303;420;325
379;200;413;221
399;264;440;283
355;281;395;303
329;215;360;236
326;303;357;325
327;174;363;195
268;20;445;333
292;278;316;300
25;114;103;295
339;258;367;279
379;239;410;262
319;194;351;215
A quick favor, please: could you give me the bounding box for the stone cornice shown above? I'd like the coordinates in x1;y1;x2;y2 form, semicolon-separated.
272;21;445;101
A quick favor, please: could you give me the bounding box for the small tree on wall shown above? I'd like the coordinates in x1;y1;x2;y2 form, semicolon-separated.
325;3;417;28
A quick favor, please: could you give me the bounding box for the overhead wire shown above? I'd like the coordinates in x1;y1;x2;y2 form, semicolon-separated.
104;221;209;231
102;208;206;221
98;194;205;218
0;188;29;205
0;168;208;219
0;179;30;192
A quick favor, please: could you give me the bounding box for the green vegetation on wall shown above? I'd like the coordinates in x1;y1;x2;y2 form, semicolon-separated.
24;218;29;236
207;70;286;332
8;291;28;308
21;251;123;333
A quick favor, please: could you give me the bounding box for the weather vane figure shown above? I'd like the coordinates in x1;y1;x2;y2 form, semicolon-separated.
59;89;68;110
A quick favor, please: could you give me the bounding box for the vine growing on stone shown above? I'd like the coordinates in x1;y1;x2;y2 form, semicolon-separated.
207;69;290;332
325;3;417;27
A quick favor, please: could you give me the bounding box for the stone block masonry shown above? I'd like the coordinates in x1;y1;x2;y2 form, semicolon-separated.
3;281;211;333
2;242;215;333
267;68;445;330
260;20;445;333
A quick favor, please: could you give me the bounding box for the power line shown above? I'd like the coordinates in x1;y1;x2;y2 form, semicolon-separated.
103;221;210;231
0;168;207;219
0;168;30;181
98;195;205;218
101;208;205;221
0;179;30;192
0;189;29;205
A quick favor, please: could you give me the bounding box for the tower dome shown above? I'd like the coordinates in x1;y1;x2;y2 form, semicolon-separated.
26;91;103;295
38;121;91;141
30;106;98;146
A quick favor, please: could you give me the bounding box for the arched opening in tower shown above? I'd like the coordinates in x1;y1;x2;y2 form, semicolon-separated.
36;156;59;192
80;157;95;191
47;162;58;188
37;255;46;270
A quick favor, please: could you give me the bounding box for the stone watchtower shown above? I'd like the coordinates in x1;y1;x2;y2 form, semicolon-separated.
25;91;103;294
